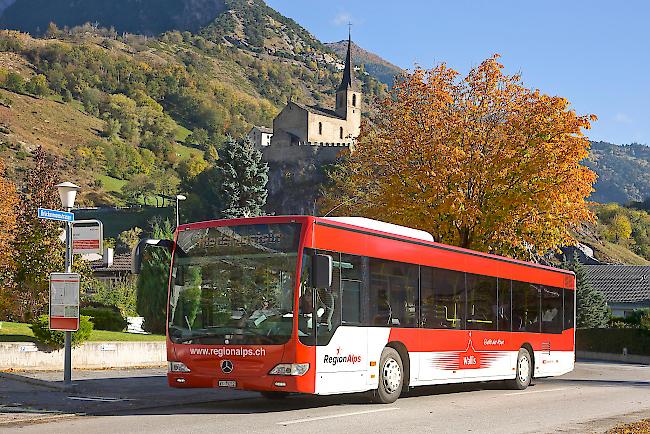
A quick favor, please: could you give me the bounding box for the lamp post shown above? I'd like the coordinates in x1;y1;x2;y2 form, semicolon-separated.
55;182;79;386
175;194;186;227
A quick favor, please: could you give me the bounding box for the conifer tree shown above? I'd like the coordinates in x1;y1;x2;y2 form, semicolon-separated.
136;219;173;334
190;136;268;220
218;136;268;218
564;253;609;328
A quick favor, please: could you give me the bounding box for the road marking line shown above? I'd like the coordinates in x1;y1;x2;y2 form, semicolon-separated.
503;387;570;396
67;396;133;402
277;407;400;425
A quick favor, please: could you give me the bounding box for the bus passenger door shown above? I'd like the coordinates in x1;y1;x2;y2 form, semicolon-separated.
313;253;370;395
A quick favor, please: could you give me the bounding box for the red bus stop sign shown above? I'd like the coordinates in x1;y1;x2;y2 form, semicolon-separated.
49;273;80;331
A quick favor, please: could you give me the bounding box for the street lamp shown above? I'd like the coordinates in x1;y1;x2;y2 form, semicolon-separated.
175;194;186;227
55;182;79;387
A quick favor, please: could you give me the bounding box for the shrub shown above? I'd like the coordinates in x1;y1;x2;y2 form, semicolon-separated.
30;315;93;349
87;277;137;318
80;306;127;331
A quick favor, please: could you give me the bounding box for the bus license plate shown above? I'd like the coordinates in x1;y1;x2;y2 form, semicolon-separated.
218;380;236;388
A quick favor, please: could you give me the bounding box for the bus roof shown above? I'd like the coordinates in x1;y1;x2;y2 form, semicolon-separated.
312;216;574;278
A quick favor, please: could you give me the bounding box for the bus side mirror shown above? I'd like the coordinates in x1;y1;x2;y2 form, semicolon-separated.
312;254;333;289
131;238;175;274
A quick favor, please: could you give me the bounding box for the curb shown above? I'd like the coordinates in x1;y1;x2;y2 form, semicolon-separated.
0;413;76;427
0;372;78;391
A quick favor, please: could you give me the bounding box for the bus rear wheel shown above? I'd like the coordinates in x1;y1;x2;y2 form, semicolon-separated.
507;347;532;390
372;347;403;404
260;391;289;400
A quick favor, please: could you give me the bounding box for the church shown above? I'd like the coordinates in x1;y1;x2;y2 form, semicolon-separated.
258;35;362;164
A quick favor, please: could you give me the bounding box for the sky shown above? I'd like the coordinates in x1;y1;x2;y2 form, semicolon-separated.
265;0;649;145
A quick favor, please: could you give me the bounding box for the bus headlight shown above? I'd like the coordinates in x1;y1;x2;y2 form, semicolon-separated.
168;361;191;373
269;363;310;376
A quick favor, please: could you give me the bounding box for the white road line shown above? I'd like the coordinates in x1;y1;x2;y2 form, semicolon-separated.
67;396;133;402
277;407;400;425
503;387;570;396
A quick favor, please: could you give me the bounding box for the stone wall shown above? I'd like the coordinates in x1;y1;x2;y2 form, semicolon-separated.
0;341;166;371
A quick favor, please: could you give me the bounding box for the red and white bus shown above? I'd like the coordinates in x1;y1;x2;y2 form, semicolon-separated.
134;215;575;403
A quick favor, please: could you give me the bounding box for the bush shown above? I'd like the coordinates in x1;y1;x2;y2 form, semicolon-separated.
30;315;93;349
80;307;127;331
86;277;137;318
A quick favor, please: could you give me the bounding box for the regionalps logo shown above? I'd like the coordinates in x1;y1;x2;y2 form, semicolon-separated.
323;347;362;366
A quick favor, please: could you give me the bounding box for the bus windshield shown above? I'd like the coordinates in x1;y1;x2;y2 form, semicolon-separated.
168;223;301;345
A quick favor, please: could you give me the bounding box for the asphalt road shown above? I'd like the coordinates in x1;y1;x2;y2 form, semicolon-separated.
1;361;649;434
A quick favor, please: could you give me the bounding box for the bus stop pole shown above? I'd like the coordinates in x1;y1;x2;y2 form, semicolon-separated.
64;214;72;385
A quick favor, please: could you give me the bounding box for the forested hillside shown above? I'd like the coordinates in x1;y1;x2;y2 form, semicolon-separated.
0;0;227;35
587;141;650;204
0;0;387;207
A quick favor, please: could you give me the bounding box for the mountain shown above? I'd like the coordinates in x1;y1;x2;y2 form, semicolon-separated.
586;141;650;204
0;0;387;208
326;40;403;86
0;0;228;35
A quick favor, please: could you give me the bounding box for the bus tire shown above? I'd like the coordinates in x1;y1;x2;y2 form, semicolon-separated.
507;347;532;390
260;391;289;400
372;347;403;404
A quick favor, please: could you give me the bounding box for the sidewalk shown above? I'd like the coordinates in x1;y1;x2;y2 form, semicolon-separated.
0;367;256;426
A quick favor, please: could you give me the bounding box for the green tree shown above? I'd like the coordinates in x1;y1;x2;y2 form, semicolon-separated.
103;118;122;140
607;213;633;243
191;136;268;220
25;74;50;96
185;128;210;150
563;254;609;328
136;219;174;334
117;227;143;254
3;72;25;93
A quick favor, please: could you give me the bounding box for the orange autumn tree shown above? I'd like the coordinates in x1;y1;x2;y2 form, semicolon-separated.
323;55;597;259
0;158;18;316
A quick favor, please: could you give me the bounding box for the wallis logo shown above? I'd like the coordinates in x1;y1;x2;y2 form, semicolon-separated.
431;333;503;371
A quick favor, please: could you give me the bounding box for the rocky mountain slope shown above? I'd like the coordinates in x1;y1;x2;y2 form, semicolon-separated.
326;39;403;86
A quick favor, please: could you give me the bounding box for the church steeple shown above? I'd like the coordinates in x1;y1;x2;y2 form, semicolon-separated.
334;31;361;136
338;33;357;92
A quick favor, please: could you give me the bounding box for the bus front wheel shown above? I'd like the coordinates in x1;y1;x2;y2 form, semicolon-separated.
507;347;532;390
372;347;403;404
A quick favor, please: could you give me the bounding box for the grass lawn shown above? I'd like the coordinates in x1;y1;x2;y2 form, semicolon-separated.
96;174;127;193
174;125;192;142
174;142;202;160
0;321;166;343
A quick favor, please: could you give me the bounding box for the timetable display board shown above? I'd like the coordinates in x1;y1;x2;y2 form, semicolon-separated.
49;273;80;331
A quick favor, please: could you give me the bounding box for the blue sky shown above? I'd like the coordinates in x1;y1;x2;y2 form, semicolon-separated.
266;0;649;145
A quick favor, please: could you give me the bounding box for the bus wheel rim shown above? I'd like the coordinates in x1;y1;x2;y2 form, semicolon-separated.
518;355;530;383
383;358;401;394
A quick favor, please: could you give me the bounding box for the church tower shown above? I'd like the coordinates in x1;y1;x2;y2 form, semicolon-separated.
335;34;362;139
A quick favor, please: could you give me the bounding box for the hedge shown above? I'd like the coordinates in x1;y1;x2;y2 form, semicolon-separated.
576;328;650;356
80;307;127;332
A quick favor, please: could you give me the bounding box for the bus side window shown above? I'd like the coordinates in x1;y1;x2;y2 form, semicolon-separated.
420;267;465;329
541;286;563;334
512;281;541;333
466;274;497;331
369;258;418;327
564;288;575;330
497;279;512;332
341;254;364;325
